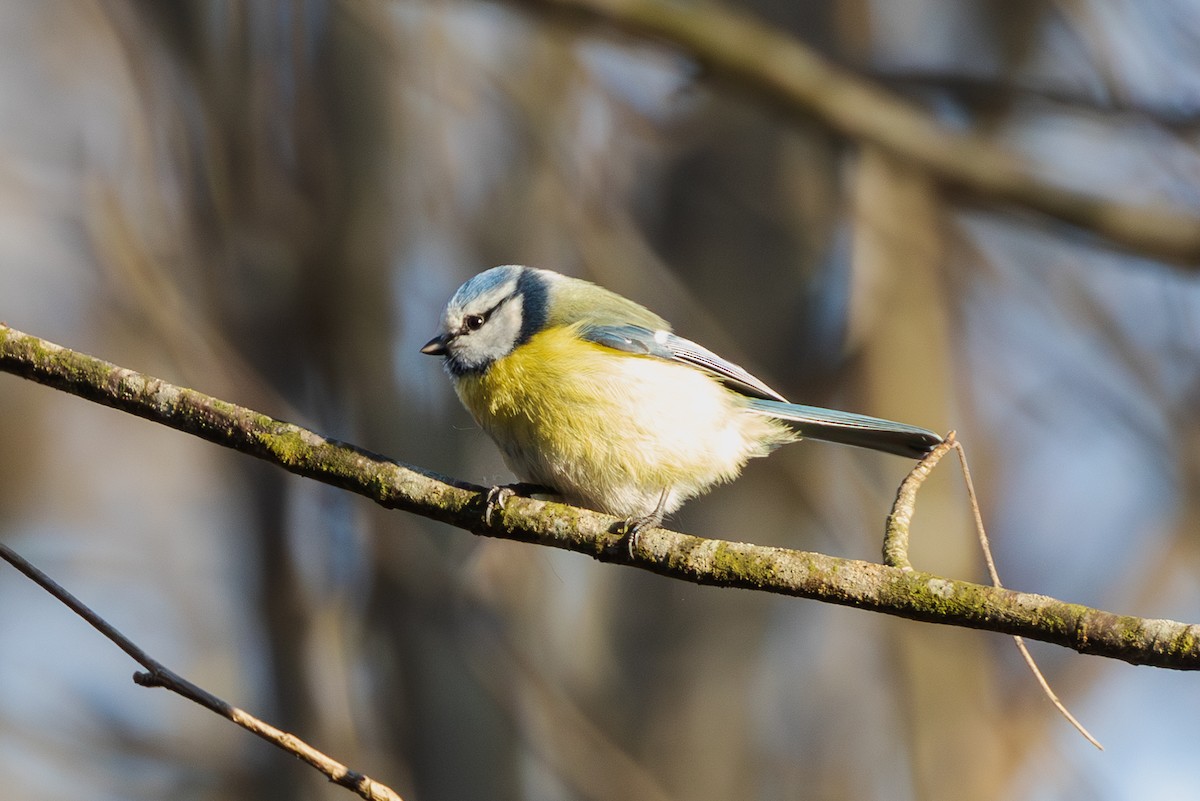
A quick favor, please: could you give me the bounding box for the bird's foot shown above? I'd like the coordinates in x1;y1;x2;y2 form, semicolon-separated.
621;490;669;559
620;513;661;558
484;482;553;526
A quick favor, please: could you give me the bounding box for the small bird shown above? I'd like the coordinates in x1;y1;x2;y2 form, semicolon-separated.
422;265;941;530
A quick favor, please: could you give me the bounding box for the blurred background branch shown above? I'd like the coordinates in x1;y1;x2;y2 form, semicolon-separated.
510;0;1200;263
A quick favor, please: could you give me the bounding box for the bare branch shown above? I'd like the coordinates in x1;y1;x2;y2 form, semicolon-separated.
887;435;1103;749
507;0;1200;264
0;540;404;801
3;322;1199;669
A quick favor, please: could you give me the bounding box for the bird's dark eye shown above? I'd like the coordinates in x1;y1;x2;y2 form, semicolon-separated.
464;314;485;331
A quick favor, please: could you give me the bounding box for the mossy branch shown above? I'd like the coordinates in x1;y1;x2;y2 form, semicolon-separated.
3;321;1199;670
507;0;1200;264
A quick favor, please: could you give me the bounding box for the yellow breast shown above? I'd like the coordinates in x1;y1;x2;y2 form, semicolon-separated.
453;324;795;518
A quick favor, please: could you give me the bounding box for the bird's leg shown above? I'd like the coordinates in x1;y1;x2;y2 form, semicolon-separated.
623;489;669;558
484;482;555;526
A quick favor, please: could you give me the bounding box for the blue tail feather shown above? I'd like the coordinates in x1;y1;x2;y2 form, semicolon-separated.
745;399;941;459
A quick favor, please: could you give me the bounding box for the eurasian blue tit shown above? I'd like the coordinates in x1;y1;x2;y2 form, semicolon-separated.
422;265;941;528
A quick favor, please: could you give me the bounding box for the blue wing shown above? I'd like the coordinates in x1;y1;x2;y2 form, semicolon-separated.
580;323;941;459
580;324;787;402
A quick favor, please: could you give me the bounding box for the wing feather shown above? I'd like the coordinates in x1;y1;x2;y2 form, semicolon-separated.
579;323;941;459
579;324;786;401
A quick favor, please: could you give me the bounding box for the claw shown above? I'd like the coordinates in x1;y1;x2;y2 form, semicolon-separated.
621;514;658;558
483;483;555;526
484;486;516;526
622;489;669;558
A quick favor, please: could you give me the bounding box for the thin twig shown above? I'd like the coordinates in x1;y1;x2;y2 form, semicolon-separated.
952;443;1104;750
884;434;1103;749
0;541;405;801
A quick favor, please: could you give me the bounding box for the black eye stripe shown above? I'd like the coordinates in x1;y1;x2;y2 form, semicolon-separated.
458;272;540;339
461;297;507;333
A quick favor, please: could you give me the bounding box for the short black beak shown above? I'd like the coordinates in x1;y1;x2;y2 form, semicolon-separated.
420;334;449;356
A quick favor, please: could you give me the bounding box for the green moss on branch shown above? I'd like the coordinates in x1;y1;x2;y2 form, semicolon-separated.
3;322;1200;670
